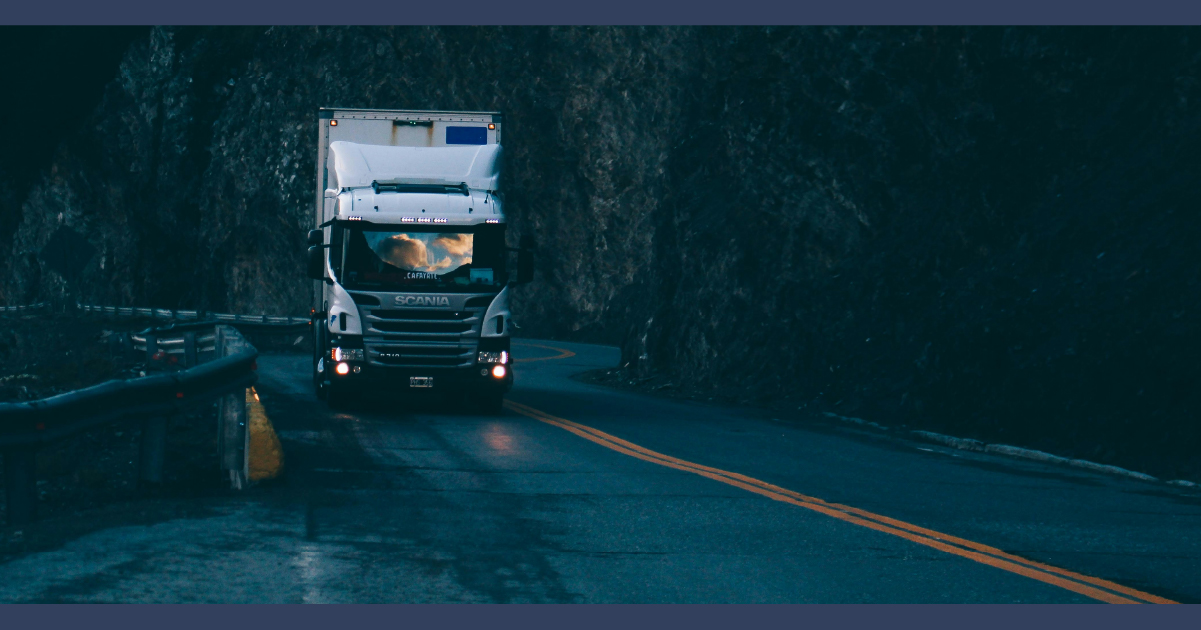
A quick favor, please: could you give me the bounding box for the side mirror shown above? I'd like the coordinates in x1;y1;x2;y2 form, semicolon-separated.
307;229;323;246
516;248;534;284
307;245;325;280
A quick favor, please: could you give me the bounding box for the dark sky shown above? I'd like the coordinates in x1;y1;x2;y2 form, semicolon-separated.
0;27;148;187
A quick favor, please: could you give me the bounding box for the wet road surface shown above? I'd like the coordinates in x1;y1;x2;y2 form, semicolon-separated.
0;340;1198;603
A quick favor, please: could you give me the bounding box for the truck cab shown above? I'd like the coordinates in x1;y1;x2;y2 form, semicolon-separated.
306;109;531;412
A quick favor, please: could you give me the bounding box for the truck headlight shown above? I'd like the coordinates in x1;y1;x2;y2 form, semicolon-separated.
477;351;509;364
332;347;364;362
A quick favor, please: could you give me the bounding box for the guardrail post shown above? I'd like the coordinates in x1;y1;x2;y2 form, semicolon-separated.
215;326;226;456
214;327;249;490
219;390;250;490
3;446;38;525
145;334;158;363
183;332;198;368
138;416;169;486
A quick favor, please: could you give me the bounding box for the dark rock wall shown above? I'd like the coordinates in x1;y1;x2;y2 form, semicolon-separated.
4;27;1199;477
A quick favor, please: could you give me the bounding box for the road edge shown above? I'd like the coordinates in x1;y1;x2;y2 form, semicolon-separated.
570;367;1199;491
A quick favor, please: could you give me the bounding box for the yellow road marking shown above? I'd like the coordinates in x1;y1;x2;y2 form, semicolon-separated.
246;387;284;481
512;342;576;363
503;398;1176;604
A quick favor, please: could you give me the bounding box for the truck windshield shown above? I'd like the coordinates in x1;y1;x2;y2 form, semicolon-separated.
332;224;506;292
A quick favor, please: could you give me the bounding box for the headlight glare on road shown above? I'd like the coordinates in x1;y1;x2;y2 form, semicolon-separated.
491;365;507;378
335;362;350;375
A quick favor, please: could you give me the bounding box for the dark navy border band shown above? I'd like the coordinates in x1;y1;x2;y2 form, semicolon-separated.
8;603;1201;629
3;0;1201;25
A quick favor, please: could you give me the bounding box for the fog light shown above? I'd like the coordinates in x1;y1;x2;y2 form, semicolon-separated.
335;362;350;375
491;365;506;378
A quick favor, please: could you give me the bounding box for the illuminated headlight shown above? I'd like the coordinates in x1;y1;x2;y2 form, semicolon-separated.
491;365;507;378
335;362;350;375
477;351;509;364
331;347;364;362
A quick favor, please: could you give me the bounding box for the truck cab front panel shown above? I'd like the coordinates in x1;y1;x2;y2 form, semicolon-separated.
347;290;497;370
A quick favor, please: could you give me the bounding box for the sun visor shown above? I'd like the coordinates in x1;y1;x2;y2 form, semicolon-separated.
330;141;502;191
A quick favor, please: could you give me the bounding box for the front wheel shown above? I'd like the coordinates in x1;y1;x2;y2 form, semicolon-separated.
314;360;328;401
313;321;328;399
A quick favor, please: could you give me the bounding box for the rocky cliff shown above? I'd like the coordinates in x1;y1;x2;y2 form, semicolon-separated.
4;26;1199;478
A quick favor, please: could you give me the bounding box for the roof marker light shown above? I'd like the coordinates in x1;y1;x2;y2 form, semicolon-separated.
401;217;415;223
433;218;448;223
330;120;338;126
488;123;496;130
485;219;500;224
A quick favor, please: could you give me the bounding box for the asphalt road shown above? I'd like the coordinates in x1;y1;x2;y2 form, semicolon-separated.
0;339;1198;603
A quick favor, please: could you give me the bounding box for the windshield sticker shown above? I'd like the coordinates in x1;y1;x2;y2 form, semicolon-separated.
470;268;494;284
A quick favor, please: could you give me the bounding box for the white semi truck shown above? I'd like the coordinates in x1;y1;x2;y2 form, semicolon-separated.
306;108;532;412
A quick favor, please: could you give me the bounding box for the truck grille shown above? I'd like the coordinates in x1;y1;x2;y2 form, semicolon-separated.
357;305;486;369
371;321;473;334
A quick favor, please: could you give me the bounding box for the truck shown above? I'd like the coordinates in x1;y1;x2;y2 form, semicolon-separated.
306;108;533;412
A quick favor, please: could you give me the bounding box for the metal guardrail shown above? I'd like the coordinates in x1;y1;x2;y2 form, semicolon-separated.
0;302;49;314
0;302;308;330
0;322;260;526
75;303;309;330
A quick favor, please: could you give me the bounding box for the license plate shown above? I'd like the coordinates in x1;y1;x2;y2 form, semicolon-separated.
409;376;433;388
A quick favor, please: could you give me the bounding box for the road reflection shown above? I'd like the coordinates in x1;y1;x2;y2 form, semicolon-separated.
483;422;518;454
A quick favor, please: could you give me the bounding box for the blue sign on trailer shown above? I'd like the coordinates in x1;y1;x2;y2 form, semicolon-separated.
445;126;488;145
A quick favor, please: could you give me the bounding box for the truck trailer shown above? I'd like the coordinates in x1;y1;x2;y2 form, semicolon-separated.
306;108;532;412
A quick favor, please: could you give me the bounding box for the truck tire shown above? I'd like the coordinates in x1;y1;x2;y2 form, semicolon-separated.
313;321;328;400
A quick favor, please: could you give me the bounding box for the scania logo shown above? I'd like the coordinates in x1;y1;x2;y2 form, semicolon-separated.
394;295;450;307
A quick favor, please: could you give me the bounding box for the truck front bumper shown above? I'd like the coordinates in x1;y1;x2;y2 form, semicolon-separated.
322;361;513;394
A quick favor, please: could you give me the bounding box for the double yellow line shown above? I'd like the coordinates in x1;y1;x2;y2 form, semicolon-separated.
503;397;1175;604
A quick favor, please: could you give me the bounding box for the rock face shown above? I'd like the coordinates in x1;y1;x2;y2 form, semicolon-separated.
4;27;1200;478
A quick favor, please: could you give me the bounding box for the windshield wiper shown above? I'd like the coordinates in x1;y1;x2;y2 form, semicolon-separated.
372;181;470;196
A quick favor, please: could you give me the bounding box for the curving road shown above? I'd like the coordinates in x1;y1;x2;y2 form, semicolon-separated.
0;340;1198;603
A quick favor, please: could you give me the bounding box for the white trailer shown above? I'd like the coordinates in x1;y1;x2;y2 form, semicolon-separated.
306;108;532;411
